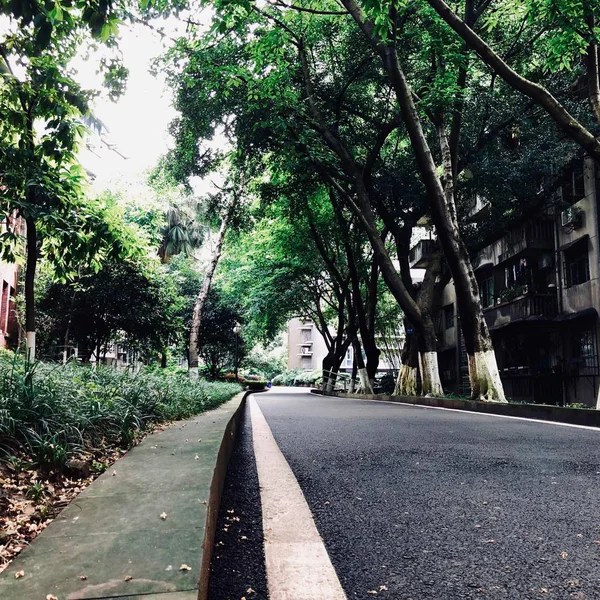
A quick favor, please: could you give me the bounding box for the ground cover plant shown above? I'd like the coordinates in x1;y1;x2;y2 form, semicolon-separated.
0;352;240;572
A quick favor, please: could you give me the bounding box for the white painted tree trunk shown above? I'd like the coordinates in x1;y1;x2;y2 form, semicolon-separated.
468;350;507;403
395;364;418;396
357;367;374;394
420;351;443;396
26;331;35;362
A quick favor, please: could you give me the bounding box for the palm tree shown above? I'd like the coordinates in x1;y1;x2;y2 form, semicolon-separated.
157;202;204;263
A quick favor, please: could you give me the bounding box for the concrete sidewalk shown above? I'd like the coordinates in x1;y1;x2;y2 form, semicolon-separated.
0;393;245;600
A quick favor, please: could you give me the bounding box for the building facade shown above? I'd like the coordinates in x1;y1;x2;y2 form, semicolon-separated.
286;318;402;375
412;157;600;406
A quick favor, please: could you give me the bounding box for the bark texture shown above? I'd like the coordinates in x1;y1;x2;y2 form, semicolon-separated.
188;204;234;379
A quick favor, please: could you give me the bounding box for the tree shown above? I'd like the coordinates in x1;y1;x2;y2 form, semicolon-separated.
196;286;245;379
159;5;447;395
424;0;600;162
0;0;126;359
37;258;179;363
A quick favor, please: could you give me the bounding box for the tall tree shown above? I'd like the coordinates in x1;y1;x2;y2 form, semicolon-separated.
0;0;126;359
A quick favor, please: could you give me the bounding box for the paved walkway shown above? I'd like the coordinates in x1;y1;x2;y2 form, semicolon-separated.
0;395;243;600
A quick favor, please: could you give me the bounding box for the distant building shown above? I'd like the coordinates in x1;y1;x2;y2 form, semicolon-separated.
287;318;330;371
286;318;403;374
411;156;600;406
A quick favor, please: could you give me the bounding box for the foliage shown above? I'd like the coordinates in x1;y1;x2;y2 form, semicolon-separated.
36;258;182;361
242;336;287;380
0;351;241;471
197;285;245;379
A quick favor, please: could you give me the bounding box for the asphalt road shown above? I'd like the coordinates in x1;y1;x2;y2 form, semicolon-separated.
212;389;600;599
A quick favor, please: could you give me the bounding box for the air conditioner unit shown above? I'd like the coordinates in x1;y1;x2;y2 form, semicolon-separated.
561;207;583;229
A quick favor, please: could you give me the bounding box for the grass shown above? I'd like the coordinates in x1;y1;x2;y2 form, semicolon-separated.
0;351;241;472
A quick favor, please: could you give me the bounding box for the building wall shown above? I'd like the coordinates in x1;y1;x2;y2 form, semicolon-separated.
434;158;600;406
287;318;330;371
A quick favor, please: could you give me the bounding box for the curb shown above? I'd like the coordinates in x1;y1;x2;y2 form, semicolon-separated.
311;389;600;428
198;389;255;600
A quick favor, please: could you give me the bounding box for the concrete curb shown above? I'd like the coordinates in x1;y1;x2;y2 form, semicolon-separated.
311;389;600;428
198;389;254;600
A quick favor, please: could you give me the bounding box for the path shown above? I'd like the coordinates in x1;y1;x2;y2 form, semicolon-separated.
212;388;600;600
0;396;243;600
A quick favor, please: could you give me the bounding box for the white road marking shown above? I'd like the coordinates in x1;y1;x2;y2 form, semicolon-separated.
249;395;347;600
336;394;600;432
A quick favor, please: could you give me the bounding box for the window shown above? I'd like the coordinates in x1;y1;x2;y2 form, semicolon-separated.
479;276;494;308
564;239;590;287
345;347;353;368
562;160;585;203
572;328;599;376
444;304;455;329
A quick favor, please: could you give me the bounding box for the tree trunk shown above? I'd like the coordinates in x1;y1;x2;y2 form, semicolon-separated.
416;255;443;396
161;350;168;369
188;204;233;379
24;216;37;361
349;347;358;393
395;329;419;396
380;42;504;401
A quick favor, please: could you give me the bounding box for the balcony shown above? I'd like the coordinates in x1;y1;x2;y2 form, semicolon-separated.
409;239;437;269
484;293;558;330
496;220;554;264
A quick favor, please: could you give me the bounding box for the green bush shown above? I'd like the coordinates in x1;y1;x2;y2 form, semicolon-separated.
0;352;241;471
271;368;321;387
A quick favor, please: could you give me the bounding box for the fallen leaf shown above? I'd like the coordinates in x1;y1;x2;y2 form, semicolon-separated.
367;591;378;595
15;570;24;579
241;535;248;540
46;595;58;600
160;512;168;520
247;588;256;594
124;575;133;581
80;575;87;581
180;564;192;571
112;471;117;476
194;455;199;460
560;551;568;559
540;588;549;594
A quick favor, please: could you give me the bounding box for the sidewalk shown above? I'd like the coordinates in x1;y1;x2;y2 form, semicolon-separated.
0;393;245;600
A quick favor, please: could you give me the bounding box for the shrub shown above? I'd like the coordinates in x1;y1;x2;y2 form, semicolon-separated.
271;368;321;387
0;352;241;471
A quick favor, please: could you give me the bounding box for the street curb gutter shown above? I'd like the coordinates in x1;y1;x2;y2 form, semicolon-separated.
311;389;600;428
197;389;256;600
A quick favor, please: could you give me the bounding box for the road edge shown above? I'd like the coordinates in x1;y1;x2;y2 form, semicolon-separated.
197;389;258;600
311;389;600;428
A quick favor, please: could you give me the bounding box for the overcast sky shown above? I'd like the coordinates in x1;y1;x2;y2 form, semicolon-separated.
75;21;177;189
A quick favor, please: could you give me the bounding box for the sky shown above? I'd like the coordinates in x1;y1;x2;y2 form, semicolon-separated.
76;21;179;189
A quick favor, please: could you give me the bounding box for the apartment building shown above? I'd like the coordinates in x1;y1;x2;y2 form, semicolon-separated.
287;318;330;371
411;157;600;406
286;317;403;374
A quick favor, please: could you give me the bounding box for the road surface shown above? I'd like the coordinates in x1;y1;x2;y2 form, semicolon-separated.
209;388;600;599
